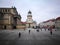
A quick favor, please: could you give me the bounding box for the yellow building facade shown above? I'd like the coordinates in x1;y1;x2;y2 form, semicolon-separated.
0;7;21;29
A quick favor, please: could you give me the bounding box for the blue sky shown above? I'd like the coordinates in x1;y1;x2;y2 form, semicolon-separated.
0;0;60;23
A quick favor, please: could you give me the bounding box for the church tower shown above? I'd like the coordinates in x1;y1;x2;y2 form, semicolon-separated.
26;10;33;28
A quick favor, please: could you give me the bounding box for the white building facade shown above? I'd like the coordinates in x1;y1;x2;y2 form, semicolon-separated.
26;11;34;28
55;17;60;30
39;19;55;28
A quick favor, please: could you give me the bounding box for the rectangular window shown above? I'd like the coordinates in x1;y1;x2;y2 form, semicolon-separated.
5;9;7;12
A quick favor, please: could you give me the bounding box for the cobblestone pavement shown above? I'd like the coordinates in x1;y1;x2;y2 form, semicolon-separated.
0;29;60;45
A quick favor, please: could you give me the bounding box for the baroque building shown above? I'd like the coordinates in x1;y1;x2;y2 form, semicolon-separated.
26;10;34;28
0;7;21;29
16;14;26;29
26;11;33;28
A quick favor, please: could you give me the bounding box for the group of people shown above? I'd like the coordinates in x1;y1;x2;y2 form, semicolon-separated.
18;30;31;37
18;27;53;37
37;27;53;35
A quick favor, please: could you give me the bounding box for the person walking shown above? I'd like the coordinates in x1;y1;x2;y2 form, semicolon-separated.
41;28;42;31
49;26;52;35
19;32;21;37
45;28;46;31
29;30;30;34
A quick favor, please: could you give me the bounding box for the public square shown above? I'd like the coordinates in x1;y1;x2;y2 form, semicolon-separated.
0;29;60;45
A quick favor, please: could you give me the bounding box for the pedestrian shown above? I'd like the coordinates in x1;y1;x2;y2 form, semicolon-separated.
44;27;46;31
45;28;46;31
37;29;39;32
55;29;56;31
50;26;52;35
48;28;49;31
41;28;42;31
29;30;30;34
50;29;52;35
19;32;21;37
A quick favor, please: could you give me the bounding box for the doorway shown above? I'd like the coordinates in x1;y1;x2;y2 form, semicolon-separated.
4;25;6;29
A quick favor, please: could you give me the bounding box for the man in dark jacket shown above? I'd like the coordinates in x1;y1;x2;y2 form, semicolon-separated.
19;32;21;37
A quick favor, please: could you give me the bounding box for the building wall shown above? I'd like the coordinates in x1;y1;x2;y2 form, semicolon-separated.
16;19;21;29
55;20;60;30
16;24;26;29
39;21;55;28
0;7;20;30
26;11;34;28
26;23;33;28
16;17;26;29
